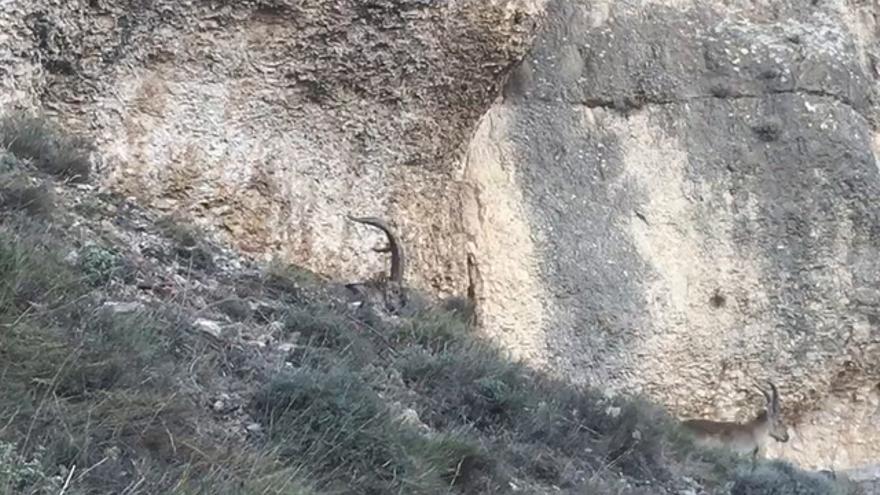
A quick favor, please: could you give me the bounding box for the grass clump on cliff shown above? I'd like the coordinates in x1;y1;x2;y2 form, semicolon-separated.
253;367;488;493
732;461;862;495
0;112;92;183
0;175;54;216
156;215;217;271
0;152;55;217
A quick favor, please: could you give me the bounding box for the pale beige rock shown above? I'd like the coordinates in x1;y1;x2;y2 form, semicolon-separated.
462;106;551;366
460;0;880;473
766;382;880;471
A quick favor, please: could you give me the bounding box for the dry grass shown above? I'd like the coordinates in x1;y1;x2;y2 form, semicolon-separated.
0;216;313;494
0;113;91;183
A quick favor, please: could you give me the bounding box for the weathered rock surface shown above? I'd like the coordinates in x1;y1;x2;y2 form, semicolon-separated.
465;0;880;470
0;0;538;296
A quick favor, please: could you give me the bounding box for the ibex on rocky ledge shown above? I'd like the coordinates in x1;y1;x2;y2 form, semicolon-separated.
681;381;789;460
346;215;407;313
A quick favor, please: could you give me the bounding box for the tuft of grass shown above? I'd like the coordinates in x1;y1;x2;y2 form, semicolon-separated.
0;175;54;217
280;302;386;370
396;341;529;432
264;258;323;299
283;305;355;348
0;112;91;182
60;311;176;396
393;306;472;351
156;215;216;271
412;429;493;488
253;367;490;493
0;218;84;316
253;368;408;490
732;461;863;495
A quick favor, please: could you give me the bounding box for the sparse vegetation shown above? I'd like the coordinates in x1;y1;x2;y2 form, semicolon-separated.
0;178;54;216
265;257;325;297
0;215;861;495
79;244;122;285
0;152;55;217
0;216;314;494
0;112;92;182
732;461;861;495
156;215;216;271
0;115;861;494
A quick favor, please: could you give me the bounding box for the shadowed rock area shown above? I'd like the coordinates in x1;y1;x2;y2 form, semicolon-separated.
466;0;879;472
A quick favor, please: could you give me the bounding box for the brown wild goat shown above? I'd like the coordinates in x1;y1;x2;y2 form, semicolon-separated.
346;215;407;313
681;381;789;460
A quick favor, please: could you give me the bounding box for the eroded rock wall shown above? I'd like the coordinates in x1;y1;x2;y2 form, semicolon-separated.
0;0;538;295
465;0;880;469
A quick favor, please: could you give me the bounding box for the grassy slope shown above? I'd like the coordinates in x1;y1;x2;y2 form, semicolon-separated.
0;114;860;495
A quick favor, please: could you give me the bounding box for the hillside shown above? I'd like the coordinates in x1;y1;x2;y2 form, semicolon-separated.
2;0;880;492
0;115;864;494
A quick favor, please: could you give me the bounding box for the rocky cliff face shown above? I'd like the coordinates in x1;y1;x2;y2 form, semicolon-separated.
2;0;878;474
0;0;537;295
466;0;880;472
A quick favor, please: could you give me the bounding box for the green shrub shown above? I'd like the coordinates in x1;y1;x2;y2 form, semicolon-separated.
0;151;23;171
79;244;122;285
0;443;64;495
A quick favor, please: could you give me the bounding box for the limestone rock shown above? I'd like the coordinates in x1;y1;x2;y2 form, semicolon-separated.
464;0;880;472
